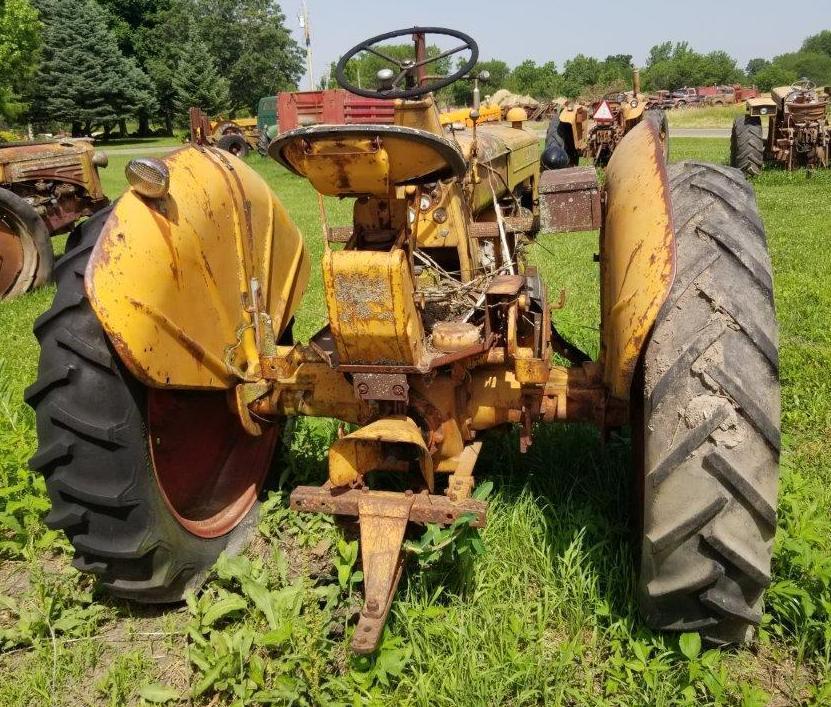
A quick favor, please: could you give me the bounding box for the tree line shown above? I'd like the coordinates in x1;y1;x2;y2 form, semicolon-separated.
1;0;829;137
0;0;304;137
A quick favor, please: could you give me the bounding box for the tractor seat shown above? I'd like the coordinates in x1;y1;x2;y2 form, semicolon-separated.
268;124;467;197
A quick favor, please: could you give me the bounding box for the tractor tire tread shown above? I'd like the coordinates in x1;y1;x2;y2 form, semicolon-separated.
637;161;779;645
730;117;764;176
27;209;262;604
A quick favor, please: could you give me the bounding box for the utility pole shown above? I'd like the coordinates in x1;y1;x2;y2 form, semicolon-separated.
298;1;314;90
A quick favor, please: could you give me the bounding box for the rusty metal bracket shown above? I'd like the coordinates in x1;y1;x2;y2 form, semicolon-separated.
290;486;487;527
352;493;414;654
445;441;482;501
353;372;409;403
290;485;488;654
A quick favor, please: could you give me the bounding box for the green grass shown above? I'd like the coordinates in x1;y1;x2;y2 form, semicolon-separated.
666;104;746;129
2;138;831;704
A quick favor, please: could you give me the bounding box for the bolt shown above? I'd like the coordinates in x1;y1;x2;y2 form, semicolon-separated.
357;382;369;395
392;384;405;398
405;489;413;497
366;599;379;613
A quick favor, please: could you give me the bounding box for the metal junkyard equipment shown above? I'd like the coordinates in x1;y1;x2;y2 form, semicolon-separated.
28;26;780;655
732;78;830;174
0;139;107;299
538;166;601;232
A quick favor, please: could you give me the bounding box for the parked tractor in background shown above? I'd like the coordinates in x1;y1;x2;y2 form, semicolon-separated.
188;107;259;157
28;27;779;656
547;69;668;168
731;79;830;174
0;139;108;299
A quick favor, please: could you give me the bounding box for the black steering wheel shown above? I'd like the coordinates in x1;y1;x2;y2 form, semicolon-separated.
335;26;478;100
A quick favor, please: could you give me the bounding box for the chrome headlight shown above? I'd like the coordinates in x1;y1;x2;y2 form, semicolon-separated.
91;150;108;168
125;158;169;199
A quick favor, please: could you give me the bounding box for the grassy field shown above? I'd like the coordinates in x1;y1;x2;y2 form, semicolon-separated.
1;138;830;705
666;104;746;129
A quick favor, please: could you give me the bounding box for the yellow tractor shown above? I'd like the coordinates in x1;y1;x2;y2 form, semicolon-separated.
546;69;668;168
27;27;779;653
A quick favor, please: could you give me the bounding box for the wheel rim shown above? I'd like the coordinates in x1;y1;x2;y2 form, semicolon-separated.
147;389;278;538
0;209;37;298
0;218;24;296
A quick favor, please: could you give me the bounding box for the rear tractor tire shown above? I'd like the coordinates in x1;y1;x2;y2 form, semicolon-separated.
730;116;764;176
216;133;250;158
636;162;779;644
0;187;53;299
26;208;281;602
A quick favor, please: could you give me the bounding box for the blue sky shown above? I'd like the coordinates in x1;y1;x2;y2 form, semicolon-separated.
286;0;829;88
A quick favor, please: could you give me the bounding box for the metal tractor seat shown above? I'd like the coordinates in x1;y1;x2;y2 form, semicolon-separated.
268;123;467;196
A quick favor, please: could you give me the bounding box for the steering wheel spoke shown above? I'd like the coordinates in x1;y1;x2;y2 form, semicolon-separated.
335;26;478;100
363;45;404;68
411;43;468;70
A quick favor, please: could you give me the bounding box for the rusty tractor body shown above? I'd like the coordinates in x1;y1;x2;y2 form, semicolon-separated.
28;27;780;655
731;80;830;174
0;139;108;298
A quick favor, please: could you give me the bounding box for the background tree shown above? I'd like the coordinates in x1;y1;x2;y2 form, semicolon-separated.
561;55;601;96
97;0;172;134
448;58;510;106
801;30;831;58
751;63;798;91
642;42;743;90
172;28;230;123
598;54;633;83
0;0;41;123
771;51;831;86
134;0;192;135
194;0;303;115
509;60;562;99
30;0;155;136
746;57;770;79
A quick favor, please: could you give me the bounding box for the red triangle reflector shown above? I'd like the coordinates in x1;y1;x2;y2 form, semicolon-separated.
594;101;614;122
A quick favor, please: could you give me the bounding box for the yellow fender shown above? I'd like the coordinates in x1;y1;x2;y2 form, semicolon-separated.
600;120;675;400
85;146;310;389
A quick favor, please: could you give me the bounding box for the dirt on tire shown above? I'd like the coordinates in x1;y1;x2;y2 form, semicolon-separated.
636;161;780;645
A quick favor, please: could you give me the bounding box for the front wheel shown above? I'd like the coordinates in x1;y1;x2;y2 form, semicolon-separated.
26;209;281;602
635;162;779;644
0;187;53;299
